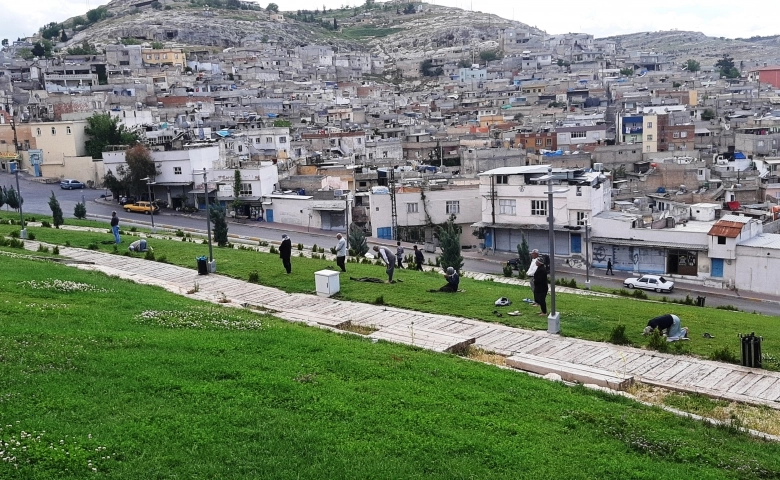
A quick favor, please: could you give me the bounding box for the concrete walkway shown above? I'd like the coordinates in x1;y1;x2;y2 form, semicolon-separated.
19;239;780;410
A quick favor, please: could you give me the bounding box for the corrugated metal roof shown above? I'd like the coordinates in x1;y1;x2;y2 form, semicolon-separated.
719;214;751;223
737;233;780;249
708;218;747;238
591;237;707;251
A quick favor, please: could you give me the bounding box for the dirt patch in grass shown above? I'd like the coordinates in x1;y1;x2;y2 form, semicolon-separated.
338;322;378;335
464;347;507;367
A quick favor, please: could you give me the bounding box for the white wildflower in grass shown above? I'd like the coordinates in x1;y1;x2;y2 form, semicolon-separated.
17;279;109;294
136;308;263;331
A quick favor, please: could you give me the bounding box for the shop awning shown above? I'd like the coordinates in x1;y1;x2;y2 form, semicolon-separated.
591;237;707;251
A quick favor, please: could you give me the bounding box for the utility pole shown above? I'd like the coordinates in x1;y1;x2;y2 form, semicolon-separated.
389;166;398;241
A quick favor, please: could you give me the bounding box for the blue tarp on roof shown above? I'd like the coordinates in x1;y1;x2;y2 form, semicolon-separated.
215;130;231;137
734;152;747;159
542;149;563;157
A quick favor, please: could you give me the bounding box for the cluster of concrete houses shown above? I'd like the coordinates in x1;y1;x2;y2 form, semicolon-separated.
3;8;780;296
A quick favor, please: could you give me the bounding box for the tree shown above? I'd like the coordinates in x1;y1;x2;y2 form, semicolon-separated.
1;39;8;47
403;3;416;14
232;169;243;215
435;215;463;273
67;41;98;56
74;202;87;219
684;59;700;72
4;185;22;211
479;50;502;63
701;109;716;121
31;42;46;57
122;145;158;196
619;67;634;76
0;185;5;210
210;204;229;247
333;18;338;30
266;2;279;12
48;191;64;228
85;113;138;159
226;0;241;8
517;235;531;274
102;170;124;200
348;223;368;256
150;41;164;50
715;55;740;79
420;59;442;77
60;30;68;42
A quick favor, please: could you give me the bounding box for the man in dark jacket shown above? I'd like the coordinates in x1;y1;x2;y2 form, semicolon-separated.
279;234;292;274
533;258;549;316
413;245;425;271
429;266;459;292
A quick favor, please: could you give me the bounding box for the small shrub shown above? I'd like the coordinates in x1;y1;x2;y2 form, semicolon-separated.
647;329;669;353
259;240;269;247
361;258;371;264
10;239;24;249
175;229;185;237
65;241;71;247
52;246;60;255
27;232;36;241
318;247;325;253
37;244;49;253
298;252;304;257
330;247;337;254
568;278;577;288
87;242;99;250
374;259;383;266
269;245;278;254
608;324;630;345
157;254;168;263
41;220;52;228
9;230;19;238
710;347;739;364
312;244;318;252
130;226;138;232
716;304;739;311
144;250;156;261
248;270;259;283
517;271;527;280
683;294;694;305
348;248;356;256
29;217;35;222
373;295;385;305
297;243;303;250
502;264;514;277
632;289;648;300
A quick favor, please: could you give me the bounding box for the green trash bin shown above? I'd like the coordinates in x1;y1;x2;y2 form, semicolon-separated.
197;256;208;275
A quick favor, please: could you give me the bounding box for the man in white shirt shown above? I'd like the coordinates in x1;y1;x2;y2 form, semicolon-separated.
373;245;396;282
335;233;347;272
526;249;539;305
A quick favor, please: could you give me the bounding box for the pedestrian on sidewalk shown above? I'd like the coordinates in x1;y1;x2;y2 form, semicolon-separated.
279;234;292;274
110;211;120;244
606;258;614;275
373;245;396;283
533;258;549;316
334;233;347;272
526;249;539;305
396;241;405;269
413;245;424;271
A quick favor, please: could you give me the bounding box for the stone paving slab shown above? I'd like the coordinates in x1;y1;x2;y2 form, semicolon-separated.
15;241;780;409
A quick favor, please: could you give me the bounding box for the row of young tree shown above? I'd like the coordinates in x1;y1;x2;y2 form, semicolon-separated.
0;185;23;211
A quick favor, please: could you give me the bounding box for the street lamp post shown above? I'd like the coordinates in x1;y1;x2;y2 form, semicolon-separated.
141;177;156;233
545;166;569;334
584;217;590;290
202;168;214;265
12;162;26;239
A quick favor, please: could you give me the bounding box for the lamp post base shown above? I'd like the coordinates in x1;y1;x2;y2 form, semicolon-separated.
584;280;591;290
19;228;27;240
547;311;560;334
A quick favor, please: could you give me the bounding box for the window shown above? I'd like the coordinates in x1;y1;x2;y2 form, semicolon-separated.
673;132;680;138
499;199;516;215
357;138;362;144
147;54;151;59
571;131;586;139
255;138;261;143
66;126;72;135
496;175;508;184
173;167;182;175
758;140;765;147
382;151;388;158
680;131;687;138
279;136;287;143
163;54;168;60
717;236;726;245
546;138;552;146
646;121;653;128
531;200;547;216
239;183;253;196
51;127;56;135
36;128;41;136
266;137;273;143
446;201;460;214
406;202;418;213
535;138;542;146
576;212;587;225
646;134;653;141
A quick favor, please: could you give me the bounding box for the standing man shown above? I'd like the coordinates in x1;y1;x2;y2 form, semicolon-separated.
279;234;292;274
110;211;120;244
373;245;396;283
606;258;614;275
413;245;425;271
533;257;549;316
396;241;405;269
335;233;347;272
526;249;539;305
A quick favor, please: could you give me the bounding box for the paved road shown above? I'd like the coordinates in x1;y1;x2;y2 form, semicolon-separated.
3;172;779;316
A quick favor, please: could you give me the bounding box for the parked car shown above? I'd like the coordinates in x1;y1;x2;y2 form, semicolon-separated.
623;274;674;293
124;201;160;215
60;179;85;190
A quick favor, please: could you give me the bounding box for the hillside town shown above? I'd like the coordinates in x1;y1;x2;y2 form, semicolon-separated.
2;0;780;297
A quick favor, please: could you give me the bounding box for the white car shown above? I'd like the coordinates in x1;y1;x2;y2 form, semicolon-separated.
623;274;675;293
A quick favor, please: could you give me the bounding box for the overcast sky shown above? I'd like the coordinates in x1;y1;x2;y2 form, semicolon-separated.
3;0;778;46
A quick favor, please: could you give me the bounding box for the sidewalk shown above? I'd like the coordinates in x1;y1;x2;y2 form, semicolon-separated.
20;237;780;412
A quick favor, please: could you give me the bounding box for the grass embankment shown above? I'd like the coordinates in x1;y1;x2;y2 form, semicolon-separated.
0;212;777;369
1;254;780;478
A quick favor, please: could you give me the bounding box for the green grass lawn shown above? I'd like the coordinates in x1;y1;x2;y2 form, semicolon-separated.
2;254;780;479
0;213;777;370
